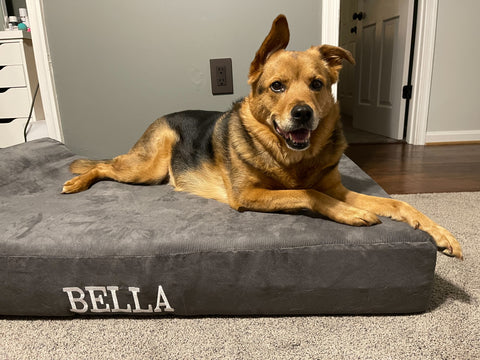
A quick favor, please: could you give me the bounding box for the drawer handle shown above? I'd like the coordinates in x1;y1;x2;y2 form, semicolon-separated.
0;88;8;93
0;66;4;71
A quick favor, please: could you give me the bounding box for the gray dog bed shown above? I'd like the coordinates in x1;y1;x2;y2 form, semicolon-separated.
0;138;436;316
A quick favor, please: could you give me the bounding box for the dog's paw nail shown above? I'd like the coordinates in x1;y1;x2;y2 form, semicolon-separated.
359;214;381;226
441;246;463;260
442;248;454;257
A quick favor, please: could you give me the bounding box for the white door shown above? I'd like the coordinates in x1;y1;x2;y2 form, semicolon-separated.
352;0;414;140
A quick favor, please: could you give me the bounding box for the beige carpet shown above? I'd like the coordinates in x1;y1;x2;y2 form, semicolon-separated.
1;192;478;360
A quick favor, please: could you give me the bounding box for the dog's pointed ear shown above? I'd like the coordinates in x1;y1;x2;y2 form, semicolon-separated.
249;15;290;84
318;44;355;84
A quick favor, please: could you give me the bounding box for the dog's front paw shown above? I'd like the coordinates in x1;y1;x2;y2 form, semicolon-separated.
62;176;90;194
336;208;382;227
427;225;463;260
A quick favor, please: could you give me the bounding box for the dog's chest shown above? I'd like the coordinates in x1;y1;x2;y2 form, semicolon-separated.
263;160;328;190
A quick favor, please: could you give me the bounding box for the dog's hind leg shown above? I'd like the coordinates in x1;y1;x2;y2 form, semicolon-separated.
69;159;110;175
62;118;179;194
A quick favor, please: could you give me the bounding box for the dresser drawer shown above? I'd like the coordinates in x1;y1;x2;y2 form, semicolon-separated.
0;88;30;118
0;65;26;87
0;118;27;147
0;42;22;65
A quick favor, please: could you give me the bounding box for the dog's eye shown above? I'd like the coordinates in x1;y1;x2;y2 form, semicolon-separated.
310;79;323;91
270;81;285;93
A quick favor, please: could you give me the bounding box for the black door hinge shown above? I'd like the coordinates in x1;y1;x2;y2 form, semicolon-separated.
402;85;412;100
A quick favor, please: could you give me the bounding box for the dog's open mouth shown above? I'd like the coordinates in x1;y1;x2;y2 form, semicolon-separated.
274;121;311;151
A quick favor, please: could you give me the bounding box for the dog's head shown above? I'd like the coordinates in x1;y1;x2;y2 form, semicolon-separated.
247;15;354;151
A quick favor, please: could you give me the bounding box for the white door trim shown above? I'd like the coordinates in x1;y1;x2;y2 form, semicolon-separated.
405;0;437;145
25;0;63;142
321;0;340;99
321;0;340;46
321;0;437;145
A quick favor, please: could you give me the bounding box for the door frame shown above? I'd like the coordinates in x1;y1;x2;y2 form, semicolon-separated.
25;0;63;142
322;0;437;145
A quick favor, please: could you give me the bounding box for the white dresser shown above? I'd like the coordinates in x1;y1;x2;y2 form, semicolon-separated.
0;30;44;147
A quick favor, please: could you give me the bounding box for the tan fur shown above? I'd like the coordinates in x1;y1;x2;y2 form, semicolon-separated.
63;118;178;193
174;162;229;204
62;15;462;259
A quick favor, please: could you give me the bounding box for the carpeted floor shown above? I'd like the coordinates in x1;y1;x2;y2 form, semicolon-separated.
1;192;478;360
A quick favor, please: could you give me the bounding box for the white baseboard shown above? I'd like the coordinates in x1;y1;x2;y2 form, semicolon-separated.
426;130;480;143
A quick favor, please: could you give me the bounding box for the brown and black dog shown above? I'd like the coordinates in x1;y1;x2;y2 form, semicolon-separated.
62;15;462;259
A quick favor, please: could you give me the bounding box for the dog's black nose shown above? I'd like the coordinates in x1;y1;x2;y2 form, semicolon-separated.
291;105;313;123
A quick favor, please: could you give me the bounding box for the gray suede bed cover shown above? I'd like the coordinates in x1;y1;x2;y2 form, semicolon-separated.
0;138;436;316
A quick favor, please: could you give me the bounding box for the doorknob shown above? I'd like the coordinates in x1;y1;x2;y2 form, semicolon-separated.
350;26;357;34
353;12;365;21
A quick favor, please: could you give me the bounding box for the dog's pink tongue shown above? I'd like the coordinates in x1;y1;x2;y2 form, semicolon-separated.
290;129;311;142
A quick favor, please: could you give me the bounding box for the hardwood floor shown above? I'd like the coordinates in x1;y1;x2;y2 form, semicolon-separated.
344;143;480;194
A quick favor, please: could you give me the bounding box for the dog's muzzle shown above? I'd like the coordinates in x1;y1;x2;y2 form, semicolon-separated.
291;105;313;125
274;105;314;151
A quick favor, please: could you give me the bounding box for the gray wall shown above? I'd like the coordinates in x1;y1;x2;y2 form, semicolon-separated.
43;0;322;158
427;0;480;133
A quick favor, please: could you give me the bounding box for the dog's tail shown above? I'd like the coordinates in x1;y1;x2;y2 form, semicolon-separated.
69;159;112;175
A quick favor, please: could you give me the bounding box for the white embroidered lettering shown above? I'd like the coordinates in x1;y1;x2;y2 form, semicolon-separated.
63;285;174;314
63;287;88;313
85;286;111;313
107;286;132;313
154;285;174;312
128;287;153;313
